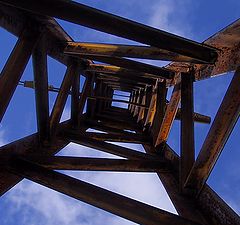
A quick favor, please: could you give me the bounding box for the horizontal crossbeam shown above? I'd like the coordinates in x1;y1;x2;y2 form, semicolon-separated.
0;0;217;63
8;158;202;225
20;156;168;172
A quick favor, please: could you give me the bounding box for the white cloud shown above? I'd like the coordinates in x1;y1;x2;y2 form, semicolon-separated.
5;142;176;225
148;0;193;38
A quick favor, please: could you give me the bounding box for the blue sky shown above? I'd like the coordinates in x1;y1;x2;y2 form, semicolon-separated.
0;0;240;224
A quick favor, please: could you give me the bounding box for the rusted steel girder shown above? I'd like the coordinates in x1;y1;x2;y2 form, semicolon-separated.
68;53;174;78
185;67;240;195
19;156;168;172
154;82;181;147
64;42;207;63
8;158;203;225
166;19;240;85
0;29;40;122
0;0;217;63
86;64;172;80
32;35;50;144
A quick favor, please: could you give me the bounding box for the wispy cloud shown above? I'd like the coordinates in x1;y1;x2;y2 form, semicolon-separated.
148;0;194;38
5;143;176;225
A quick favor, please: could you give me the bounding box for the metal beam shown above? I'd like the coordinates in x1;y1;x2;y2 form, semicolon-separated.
64;42;206;63
9;158;202;225
180;72;195;191
50;63;79;135
185;67;240;194
0;0;217;62
68;54;174;78
154;82;181;147
20;156;168;172
32;35;50;144
0;29;40;122
86;64;171;80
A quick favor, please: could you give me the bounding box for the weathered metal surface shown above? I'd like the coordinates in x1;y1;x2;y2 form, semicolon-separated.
50;63;79;135
20;156;168;172
32;35;50;144
166;19;240;85
0;121;71;196
154;82;181;146
0;2;239;225
0;0;217;63
176;109;211;124
87;64;171;80
151;81;167;143
180;72;195;191
185;66;240;194
68;53;175;79
0;4;77;66
144;82;158;128
70;71;80;126
0;29;40;122
9;158;203;225
64;42;206;63
163;144;240;225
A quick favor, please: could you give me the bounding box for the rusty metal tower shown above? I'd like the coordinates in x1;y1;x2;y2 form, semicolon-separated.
0;1;239;224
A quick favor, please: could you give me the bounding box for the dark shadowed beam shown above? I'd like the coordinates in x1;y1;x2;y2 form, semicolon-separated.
130;91;136;113
0;121;71;196
21;156;168;172
143;144;210;224
137;88;147;122
66;131;151;144
180;72;195;191
144;82;157;128
64;42;206;63
50;62;79;136
32;35;50;144
65;134;157;160
102;80;146;89
185;67;240;195
86;73;95;117
128;91;134;112
176;110;211;124
151;81;167;143
112;86;138;92
78;74;92;114
133;89;143;117
154;82;181;147
71;71;80;126
84;119;132;135
67;53;175;78
9;158;202;225
0;4;74;66
107;84;140;92
89;117;140;132
143;85;153;124
88;79;101;118
98;73;155;85
0;29;40;122
131;90;139;115
86;64;171;79
0;0;217;63
95;80;104;113
162;144;240;225
96;112;139;126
